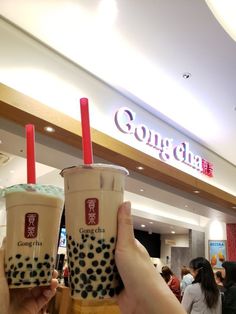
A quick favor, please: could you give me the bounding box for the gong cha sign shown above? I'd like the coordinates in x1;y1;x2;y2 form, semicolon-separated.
114;107;213;177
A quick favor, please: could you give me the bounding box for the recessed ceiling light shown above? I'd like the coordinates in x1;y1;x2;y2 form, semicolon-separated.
9;170;15;174
44;126;55;133
149;221;153;224
136;166;144;170
232;206;236;209
182;72;191;79
141;224;146;228
184;204;188;208
171;230;176;234
193;190;200;194
140;188;144;192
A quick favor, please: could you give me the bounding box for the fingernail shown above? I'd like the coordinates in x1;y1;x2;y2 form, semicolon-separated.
123;201;131;215
43;289;53;298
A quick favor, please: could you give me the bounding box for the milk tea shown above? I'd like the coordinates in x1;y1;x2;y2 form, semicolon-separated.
61;164;128;303
4;184;64;288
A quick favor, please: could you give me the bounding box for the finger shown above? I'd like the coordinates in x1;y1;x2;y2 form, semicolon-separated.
50;278;58;290
0;246;5;278
116;202;135;249
36;287;56;311
52;269;58;279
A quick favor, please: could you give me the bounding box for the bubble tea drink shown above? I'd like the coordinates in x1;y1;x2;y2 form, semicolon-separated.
61;164;128;310
4;184;64;288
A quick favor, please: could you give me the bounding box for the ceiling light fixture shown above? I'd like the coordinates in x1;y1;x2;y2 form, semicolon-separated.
140;188;144;192
136;166;144;170
171;231;176;234
141;224;146;228
193;190;200;194
44;126;55;133
149;221;154;224
205;0;236;41
232;206;236;209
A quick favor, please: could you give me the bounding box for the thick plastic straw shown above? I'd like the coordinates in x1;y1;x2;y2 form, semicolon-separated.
26;124;36;184
80;98;94;164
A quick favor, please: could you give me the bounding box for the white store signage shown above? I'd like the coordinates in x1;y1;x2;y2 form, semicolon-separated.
114;107;213;177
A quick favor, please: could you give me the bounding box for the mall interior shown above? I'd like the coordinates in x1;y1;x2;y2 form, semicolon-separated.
0;1;236;313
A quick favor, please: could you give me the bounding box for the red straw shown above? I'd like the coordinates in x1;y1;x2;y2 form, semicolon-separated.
26;124;36;184
80;98;93;164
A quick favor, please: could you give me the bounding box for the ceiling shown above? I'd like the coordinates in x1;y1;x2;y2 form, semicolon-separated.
0;0;236;166
0;1;236;235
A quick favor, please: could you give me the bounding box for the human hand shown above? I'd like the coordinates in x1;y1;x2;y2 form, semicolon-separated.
115;202;186;314
0;244;58;314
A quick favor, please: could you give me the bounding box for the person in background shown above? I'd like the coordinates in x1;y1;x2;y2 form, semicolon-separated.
180;266;194;296
215;270;225;294
161;265;181;301
182;257;221;314
222;261;236;314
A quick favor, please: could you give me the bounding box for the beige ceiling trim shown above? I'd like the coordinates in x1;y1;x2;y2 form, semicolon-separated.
0;82;235;211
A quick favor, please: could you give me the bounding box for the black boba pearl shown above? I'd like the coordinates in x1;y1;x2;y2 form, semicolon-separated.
42;279;48;284
92;260;98;267
68;244;71;250
105;267;111;274
13;271;19;277
106;244;111;249
101;276;106;282
23;281;31;285
89;244;94;250
101;289;107;296
10;264;14;270
71;290;74;296
39;270;45;277
85;234;89;238
106;283;111;289
79;260;85;267
79;244;84;249
100;260;106;266
112;249;115;254
69;252;72;258
79;252;85;258
30;271;37;277
86;285;93;292
73;248;78;254
91;236;95;241
75;277;79;284
72;240;75;246
98;239;104;244
110;237;115;243
70;261;74;268
14;283;21;286
47;271;51;276
7;278;12;285
96;268;102;275
87;252;94;259
69;236;72;240
92;291;98;297
75;290;81;293
16;254;21;259
104;252;110;259
109;274;114;281
80;273;87;282
71;270;75;277
87;268;93;275
97;284;103;291
37;263;43;269
109;288;115;297
89;275;96;281
44;254;50;260
81;291;88;299
25;257;30;261
34;257;38;261
102;243;106;250
34;279;40;285
8;256;13;261
96;247;102;253
110;259;115;266
71;283;75;290
75;267;80;275
20;272;25;279
44;262;50;268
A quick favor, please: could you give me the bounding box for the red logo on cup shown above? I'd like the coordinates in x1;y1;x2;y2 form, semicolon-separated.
24;213;38;238
85;198;99;225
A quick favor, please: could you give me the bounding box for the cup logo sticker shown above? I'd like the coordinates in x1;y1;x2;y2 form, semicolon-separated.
25;213;38;238
85;198;99;225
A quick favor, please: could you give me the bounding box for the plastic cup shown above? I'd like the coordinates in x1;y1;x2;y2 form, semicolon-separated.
60;164;128;311
4;184;64;288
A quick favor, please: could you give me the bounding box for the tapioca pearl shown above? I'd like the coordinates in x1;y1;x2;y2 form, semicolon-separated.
75;277;79;284
44;254;50;260
92;260;98;267
39;270;45;277
8;256;13;261
113;265;118;273
72;240;76;246
75;290;81;294
75;267;80;275
50;257;54;262
89;274;96;281
10;264;14;270
101;289;107;296
104;252;110;259
106;244;111;249
71;282;75;290
42;279;48;284
20;272;25;279
73;247;78;254
71;270;75;277
97;284;103;291
14;282;21;286
110;237;115;243
87;268;93;275
34;257;38;261
96;247;102;254
108;274;114;281
110;259;115;266
100;260;106;267
68;243;71;250
101;276;106;282
106;283;111;289
102;243;107;250
85;235;89;238
112;249;115;254
25;257;30;261
105;267;112;274
18;262;23;268
80;273;87;283
79;260;85;267
13;271;19;278
91;236;95;241
68;235;72;241
98;239;105;244
47;271;51;276
81;291;88;299
96;268;102;275
44;262;51;269
79;252;85;259
7;278;12;285
85;284;93;292
37;263;43;269
79;244;84;249
34;279;40;285
70;261;74;268
109;288;115;297
87;252;94;259
92;291;98;298
16;254;21;259
69;252;73;258
30;271;37;277
7;270;12;277
89;244;94;250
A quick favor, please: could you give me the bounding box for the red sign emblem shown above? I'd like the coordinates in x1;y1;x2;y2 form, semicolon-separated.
24;213;38;238
85;198;99;225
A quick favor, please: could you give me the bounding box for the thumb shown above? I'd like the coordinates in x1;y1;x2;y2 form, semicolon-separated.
116;202;135;249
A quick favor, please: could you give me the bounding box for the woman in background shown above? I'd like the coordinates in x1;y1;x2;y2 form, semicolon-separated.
180;266;194;296
215;270;225;294
222;261;236;314
182;257;221;314
162;265;181;301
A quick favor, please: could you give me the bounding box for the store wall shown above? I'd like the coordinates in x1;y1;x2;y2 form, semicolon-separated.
0;19;236;197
